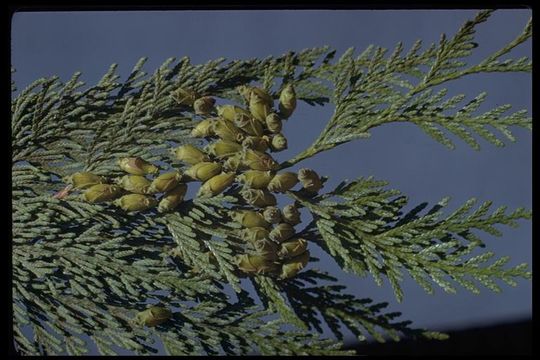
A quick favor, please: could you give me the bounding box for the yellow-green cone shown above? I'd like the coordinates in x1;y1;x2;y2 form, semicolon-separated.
236;170;274;189
114;193;158;212
280;250;310;279
83;184;123;203
149;171;182;193
173;144;210;165
185;162;222;182
191;118;217;138
205;140;243;159
65;172;105;189
172;87;199;106
254;238;279;260
249;91;272;123
212;119;246;143
267;172;298;193
269;223;296;244
241;227;270;243
236;254;279;275
217;105;251;122
251;87;274;105
118;157;159;175
230;210;270;228
262;206;282;224
135;306;172;327
237;85;253;103
193;96;216;115
158;184;188;213
240;189;277;207
298;168;323;193
223;153;248;172
278;83;297;119
265;113;282;134
234;113;264;137
270;133;288;152
241;149;279;171
116;175;152;194
282;204;301;225
197;172;235;198
242;136;270;152
277;238;308;259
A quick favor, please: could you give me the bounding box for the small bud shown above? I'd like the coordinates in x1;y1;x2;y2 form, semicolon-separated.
191;118;218;138
240;189;277;208
269;223;296;244
230;210;270;229
263;206;282;224
173;144;210;165
222;154;248;172
158;184;188;213
237;85;253;103
279;83;297;119
241;149;279;171
185;162;222;182
118;157;159;175
234;112;264;137
149;171;182;193
254;238;279;260
116;175;152;194
236;254;279;275
242;136;269;152
270;133;288;152
267;172;298;193
172;87;199;106
298;168;323;193
251;87;274;105
204;140;242;159
282;204;301;225
277;238;308;259
241;227;270;243
236;170;274;189
280;250;310;279
193;96;216;115
249;91;272;123
135;306;172;327
114;193;158;212
197;172;235;198
265;113;282;134
212;119;246;143
217;105;251;122
83;184;123;203
65;172;105;189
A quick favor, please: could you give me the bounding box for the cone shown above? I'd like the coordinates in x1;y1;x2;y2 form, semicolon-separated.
235;254;279;275
173;144;210;165
191;118;217;138
185;162;222;182
279;83;296;119
217;105;251;122
270;133;288;152
277;238;308;259
242;136;270;152
135;306;172;327
298;168;323;193
116;175;152;194
265;113;282;134
241;227;270;243
236;170;274;189
230;210;270;229
172;87;199;106
197;172;235;198
158;184;188;213
205;140;242;159
240;189;277;208
66;172;105;190
114;193;158;212
262;206;282;224
149;171;182;193
282;204;301;225
267;172;298;193
213;118;246;143
269;223;296;244
280;250;310;279
241;149;279;171
118;157;159;175
193;96;215;115
83;184;123;203
234;112;264;137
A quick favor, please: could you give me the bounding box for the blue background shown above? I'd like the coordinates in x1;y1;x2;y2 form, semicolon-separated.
12;9;532;349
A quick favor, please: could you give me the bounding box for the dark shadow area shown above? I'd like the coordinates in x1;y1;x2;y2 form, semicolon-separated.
347;319;532;355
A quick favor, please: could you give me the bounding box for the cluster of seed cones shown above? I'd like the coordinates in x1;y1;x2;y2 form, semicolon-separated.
171;84;323;279
59;157;187;213
58;83;324;280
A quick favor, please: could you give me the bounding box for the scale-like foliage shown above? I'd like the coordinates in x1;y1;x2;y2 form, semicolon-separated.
11;11;531;355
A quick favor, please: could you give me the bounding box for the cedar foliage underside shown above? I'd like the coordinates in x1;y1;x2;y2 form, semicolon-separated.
11;10;531;355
